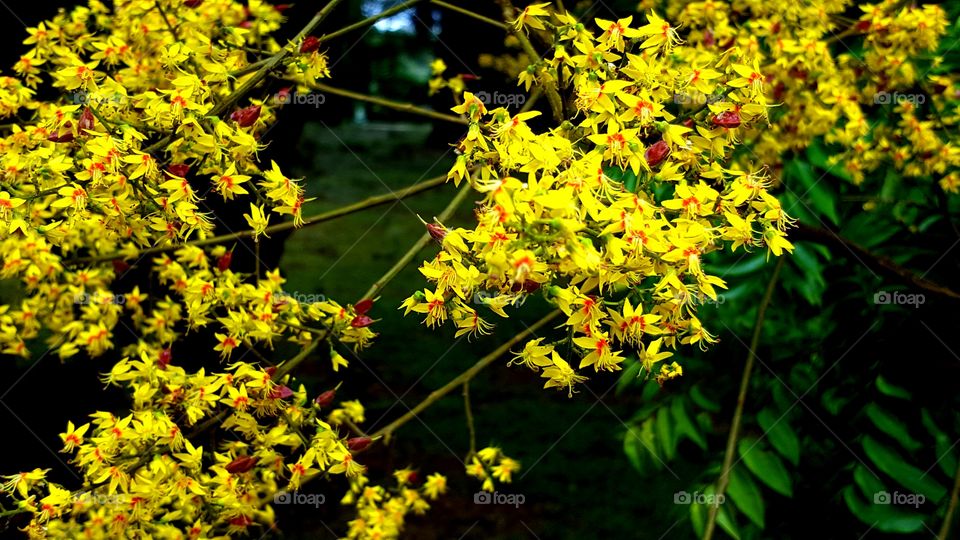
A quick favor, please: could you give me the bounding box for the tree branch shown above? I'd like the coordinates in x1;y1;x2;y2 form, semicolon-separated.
703;257;784;540
793;223;960;300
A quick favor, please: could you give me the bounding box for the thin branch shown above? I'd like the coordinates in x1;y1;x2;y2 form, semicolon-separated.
303;81;468;125
703;257;784;540
316;0;423;43
210;0;347;118
793;223;960;300
67;173;450;265
372;310;562;442
430;0;508;29
359;182;473;301
939;459;960;540
463;380;477;457
497;0;564;124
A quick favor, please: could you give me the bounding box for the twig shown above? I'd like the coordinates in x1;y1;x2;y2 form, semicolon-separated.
303;81;468;125
497;0;564;124
793;223;960;300
372;310;562;442
359;182;473;301
939;459;960;540
703;257;784;540
430;0;507;29
463;381;477;457
67;173;450;265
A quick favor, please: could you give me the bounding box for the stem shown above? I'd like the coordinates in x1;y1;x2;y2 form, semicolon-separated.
316;0;423;42
497;0;564;124
939;459;960;540
67;173;450;265
359;182;473;301
703;257;784;540
793;223;960;300
372;310;562;442
211;0;346;118
463;381;477;457
430;0;507;29
304;81;468;125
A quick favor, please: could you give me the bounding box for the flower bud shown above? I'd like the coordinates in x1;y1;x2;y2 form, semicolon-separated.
269;385;294;399
347;437;372;451
351;314;374;328
217;251;233;272
644;140;670;167
78;108;95;132
426;222;447;243
354;298;373;315
226;455;258;474
230;105;261;127
167;163;191;178
314;389;336;408
112;259;131;273
184;0;203;7
158;348;172;369
712;110;741;128
300;36;320;53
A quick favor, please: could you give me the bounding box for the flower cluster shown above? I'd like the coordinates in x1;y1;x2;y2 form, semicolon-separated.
671;0;958;205
466;446;521;492
405;9;793;394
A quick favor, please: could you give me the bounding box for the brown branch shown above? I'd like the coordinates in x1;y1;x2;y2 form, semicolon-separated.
303;81;469;125
939;459;960;540
66;173;450;265
792;223;960;300
372;310;562;442
496;0;564;124
703;257;784;540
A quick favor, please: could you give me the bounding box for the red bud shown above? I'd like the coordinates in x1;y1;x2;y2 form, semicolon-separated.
226;455;258;474
217;251;233;272
351;314;374;328
78;108;95;132
644;140;670;167
228;515;253;527
265;366;277;377
347;437;372;451
158;348;172;369
230;105;261;127
112;259;131;273
354;298;373;315
269;385;294;399
275;4;293;12
426;223;447;243
167;163;191;178
184;0;203;7
300;36;320;54
712;111;741;128
314;389;336;408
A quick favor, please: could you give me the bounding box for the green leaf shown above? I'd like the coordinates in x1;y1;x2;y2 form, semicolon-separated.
864;404;922;452
875;375;911;400
738;439;793;497
672;398;707;450
715;504;741;540
615;359;643;396
785;159;840;226
853;464;887;501
842;486;926;534
690;384;722;413
862;435;947;503
727;466;765;528
757;409;800;466
656;406;676;461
